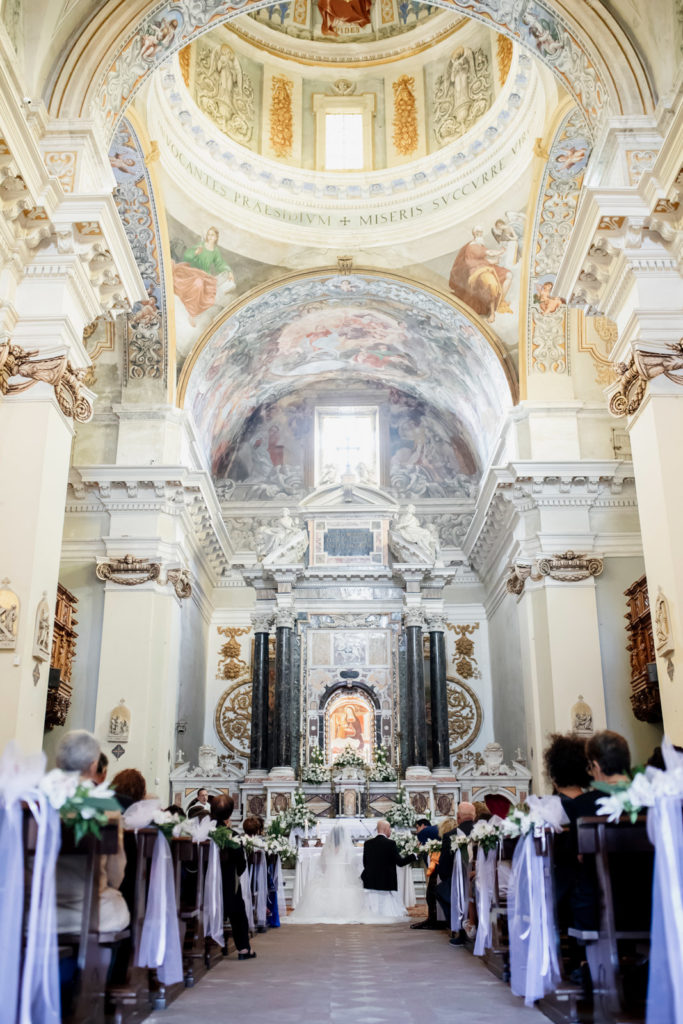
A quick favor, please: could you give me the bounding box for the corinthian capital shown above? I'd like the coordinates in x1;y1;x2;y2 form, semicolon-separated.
403;607;425;629
274;608;296;630
251;611;273;633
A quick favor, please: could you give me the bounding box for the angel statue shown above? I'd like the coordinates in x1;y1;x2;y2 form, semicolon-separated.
196;43;255;144
388;505;441;565
256;508;309;566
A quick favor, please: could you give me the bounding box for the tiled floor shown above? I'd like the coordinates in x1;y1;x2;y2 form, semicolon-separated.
143;923;542;1023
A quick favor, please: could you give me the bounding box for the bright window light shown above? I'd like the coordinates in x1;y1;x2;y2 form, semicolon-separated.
325;113;364;170
316;407;379;486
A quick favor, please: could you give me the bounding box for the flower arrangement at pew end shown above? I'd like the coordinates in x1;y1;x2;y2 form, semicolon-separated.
152;807;186;841
420;837;442;854
39;769;121;845
593;770;658;824
210;824;241;850
469;819;501;852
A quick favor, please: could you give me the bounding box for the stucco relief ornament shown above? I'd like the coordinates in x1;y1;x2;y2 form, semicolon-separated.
0;579;19;650
256;508;308;565
389;505;441;564
96;555;161;586
608;342;683;417
0;342;94;422
32;592;52;661
108;699;130;744
654;588;675;681
165;567;192;599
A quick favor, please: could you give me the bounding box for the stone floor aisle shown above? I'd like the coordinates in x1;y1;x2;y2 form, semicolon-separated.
144;924;542;1024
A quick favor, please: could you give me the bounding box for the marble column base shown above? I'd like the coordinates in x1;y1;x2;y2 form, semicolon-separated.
269;765;296;779
405;765;432;779
431;767;456;779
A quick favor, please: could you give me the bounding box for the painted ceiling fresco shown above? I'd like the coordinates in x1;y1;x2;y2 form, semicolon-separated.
183;273;513;479
246;0;446;44
219;380;479;501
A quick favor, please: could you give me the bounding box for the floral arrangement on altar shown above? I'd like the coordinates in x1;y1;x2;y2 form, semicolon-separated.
40;768;121;843
369;744;397;782
330;744;369;775
385;786;418;829
302;744;329;784
269;787;317;834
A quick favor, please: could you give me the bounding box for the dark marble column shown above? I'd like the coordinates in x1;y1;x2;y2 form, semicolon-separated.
273;609;295;768
405;609;428;766
249;612;271;772
428;616;450;770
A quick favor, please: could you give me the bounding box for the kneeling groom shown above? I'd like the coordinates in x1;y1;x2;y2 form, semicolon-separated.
361;820;414;921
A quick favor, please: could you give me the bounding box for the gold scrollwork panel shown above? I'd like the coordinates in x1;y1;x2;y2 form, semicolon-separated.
215;674;252;757
447;675;482;754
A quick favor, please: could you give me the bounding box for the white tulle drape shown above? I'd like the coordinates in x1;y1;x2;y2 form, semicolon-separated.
136;831;183;985
203;840;225;947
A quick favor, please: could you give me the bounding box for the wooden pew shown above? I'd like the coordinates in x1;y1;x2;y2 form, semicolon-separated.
572;815;653;1022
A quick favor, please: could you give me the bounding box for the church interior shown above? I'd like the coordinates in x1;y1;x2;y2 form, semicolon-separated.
0;0;682;1021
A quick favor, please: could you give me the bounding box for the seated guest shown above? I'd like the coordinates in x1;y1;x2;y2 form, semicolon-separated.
111;768;147;810
242;815;264;836
473;801;492;822
543;733;591;818
210;795;256;960
94;752;108;785
55;730;130;935
566;730;632;823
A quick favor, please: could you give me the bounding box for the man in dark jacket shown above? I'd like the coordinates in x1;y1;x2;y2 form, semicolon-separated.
436;801;476;937
361;820;414;892
210;794;256;960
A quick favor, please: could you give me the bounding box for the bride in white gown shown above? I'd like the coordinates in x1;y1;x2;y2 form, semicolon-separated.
288;826;407;925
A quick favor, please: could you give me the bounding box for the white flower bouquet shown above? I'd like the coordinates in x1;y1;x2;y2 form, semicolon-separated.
469;819;501;852
420;837;443;854
385;787;418;829
302;745;329;784
369;744;397;782
394;832;420;858
39;769;121;844
330;744;369;775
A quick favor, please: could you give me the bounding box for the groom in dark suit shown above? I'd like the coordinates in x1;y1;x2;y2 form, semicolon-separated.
362;820;414;892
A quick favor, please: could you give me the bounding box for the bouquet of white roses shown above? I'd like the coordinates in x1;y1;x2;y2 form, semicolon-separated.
469;819;502;852
385;787;418;829
330;744;368;774
264;834;298;861
394;832;420;858
274;788;317;832
420;837;442;855
39;769;121;844
239;833;267;855
369;744;397;782
302;744;329;784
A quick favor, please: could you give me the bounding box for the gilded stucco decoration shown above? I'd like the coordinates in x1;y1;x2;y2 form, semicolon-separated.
217;625;251;680
608;342;683;417
0;342;94;422
96;0;607;137
496;33;513;85
447;622;481;680
109;119;167;383
447;676;482;754
195;42;255;145
392;75;418;157
578;315;618;388
528;106;591;374
269;75;294;159
433;46;492;146
0;579;19;650
215;675;252;757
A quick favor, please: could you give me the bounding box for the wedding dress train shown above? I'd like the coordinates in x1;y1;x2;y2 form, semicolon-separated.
288;827;407;925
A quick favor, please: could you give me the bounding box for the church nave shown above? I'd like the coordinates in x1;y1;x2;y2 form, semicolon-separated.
143;924;540;1024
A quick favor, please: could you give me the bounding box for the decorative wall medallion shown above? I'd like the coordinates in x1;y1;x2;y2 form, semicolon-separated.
217;625;250;680
215;674;252;757
447;675;482;754
111;743;126;760
0;579;19;650
108;699;130;744
33;593;52;661
96;555;161;586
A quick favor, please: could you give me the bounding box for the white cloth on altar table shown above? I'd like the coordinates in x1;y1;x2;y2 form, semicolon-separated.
292;846;415;910
289;827;409;923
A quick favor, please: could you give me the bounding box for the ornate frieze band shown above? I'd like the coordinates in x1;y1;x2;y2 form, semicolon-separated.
95;555;192;598
608;342;683;417
0;342;94;422
507;551;604;594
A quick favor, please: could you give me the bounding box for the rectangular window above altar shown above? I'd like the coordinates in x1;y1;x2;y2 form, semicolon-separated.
325;113;364;170
315;406;379;487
